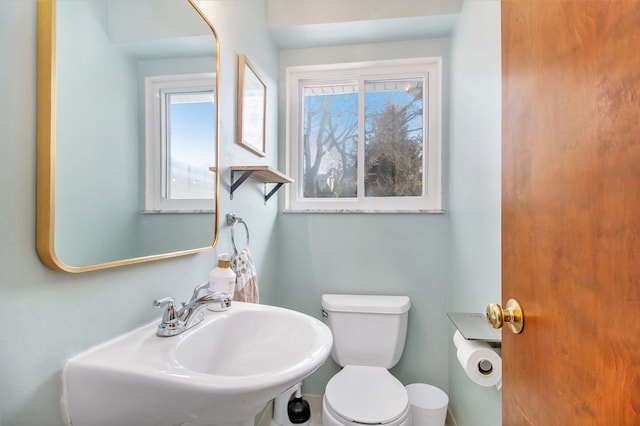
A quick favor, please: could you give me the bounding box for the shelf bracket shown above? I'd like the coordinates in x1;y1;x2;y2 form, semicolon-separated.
264;182;285;204
230;170;255;200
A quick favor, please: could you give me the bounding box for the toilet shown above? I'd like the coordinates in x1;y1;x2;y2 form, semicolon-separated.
321;294;412;426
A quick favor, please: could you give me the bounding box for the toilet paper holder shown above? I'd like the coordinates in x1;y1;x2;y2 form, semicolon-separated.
447;312;502;347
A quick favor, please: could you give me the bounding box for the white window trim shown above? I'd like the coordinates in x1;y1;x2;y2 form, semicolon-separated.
285;57;442;213
144;73;216;213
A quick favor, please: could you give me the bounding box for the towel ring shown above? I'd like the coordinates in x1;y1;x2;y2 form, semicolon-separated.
231;218;250;253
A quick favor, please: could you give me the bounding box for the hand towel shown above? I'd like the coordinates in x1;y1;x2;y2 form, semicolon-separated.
230;247;259;303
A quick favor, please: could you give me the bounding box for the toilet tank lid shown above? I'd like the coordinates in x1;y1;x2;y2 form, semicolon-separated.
322;294;411;314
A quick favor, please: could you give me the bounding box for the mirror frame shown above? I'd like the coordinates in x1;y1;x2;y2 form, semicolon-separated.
36;0;220;272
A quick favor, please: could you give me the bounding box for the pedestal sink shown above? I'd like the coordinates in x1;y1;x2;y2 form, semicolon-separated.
61;302;333;426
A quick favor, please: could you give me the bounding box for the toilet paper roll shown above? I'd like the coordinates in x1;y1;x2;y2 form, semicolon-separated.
453;331;502;388
453;329;467;349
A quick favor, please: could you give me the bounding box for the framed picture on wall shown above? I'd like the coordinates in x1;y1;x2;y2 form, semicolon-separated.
237;54;267;157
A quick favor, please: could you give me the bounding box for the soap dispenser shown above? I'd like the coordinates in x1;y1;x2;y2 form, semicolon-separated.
208;253;236;308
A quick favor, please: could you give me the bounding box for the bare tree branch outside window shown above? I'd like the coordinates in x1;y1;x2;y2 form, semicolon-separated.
303;89;358;198
302;79;424;199
364;80;424;197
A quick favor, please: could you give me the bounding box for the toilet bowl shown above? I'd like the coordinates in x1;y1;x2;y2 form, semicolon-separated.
320;294;412;426
322;366;411;426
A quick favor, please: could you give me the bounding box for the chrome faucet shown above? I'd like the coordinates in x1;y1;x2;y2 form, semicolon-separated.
153;282;231;337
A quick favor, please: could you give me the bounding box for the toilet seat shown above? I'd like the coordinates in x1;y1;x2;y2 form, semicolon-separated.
324;365;409;425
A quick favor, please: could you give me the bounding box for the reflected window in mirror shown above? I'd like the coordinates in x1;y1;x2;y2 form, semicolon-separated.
144;74;217;212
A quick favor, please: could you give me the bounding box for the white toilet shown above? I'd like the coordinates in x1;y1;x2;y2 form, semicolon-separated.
321;294;412;426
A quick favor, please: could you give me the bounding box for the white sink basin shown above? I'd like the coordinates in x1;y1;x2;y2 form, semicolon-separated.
61;302;332;426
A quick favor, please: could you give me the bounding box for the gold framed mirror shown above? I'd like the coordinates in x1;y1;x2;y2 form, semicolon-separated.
36;0;220;272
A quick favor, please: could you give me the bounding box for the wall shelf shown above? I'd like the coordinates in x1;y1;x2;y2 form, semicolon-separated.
230;166;293;203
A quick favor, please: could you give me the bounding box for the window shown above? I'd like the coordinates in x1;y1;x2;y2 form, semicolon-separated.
144;73;216;212
286;58;442;212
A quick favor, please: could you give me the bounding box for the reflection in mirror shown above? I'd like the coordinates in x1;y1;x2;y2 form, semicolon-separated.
36;0;220;272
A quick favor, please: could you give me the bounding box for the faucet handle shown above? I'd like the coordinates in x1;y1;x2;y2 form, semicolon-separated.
153;297;177;324
208;291;232;310
153;297;175;308
190;282;210;302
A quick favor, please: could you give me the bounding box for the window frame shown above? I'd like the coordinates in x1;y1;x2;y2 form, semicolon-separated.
285;57;442;213
144;73;216;213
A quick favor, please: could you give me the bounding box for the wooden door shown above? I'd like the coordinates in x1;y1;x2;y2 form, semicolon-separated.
502;1;640;424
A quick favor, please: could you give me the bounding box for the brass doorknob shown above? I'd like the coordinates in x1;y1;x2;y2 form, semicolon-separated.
486;298;524;334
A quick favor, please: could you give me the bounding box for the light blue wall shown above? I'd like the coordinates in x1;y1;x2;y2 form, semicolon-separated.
276;38;453;395
56;0;140;265
448;1;502;425
0;1;279;424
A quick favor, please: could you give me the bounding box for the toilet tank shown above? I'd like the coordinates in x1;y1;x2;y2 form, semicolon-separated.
321;294;411;368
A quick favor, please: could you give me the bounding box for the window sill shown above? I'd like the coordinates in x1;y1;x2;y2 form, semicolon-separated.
142;210;215;215
282;209;445;214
